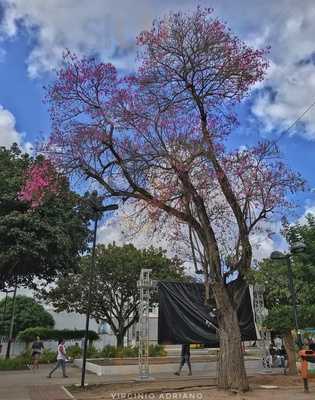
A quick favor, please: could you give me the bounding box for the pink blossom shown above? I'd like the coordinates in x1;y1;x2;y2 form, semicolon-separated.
19;160;60;208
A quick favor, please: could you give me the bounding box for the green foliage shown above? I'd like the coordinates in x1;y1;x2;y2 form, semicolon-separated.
86;344;166;359
40;349;58;363
255;215;315;333
98;345;120;358
0;349;58;370
21;348;57;364
264;304;315;334
0;145;89;288
0;355;28;370
42;243;189;346
67;344;82;359
0;296;54;337
17;327;99;343
148;344;167;357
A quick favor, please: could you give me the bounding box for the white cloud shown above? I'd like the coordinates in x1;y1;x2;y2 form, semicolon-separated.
298;202;315;224
0;104;32;151
97;203;173;251
97;202;288;268
250;230;286;262
0;0;194;77
1;0;315;137
0;105;22;147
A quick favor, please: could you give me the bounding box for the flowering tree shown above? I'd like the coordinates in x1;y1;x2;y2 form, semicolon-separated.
44;9;304;391
19;159;60;207
0;146;89;288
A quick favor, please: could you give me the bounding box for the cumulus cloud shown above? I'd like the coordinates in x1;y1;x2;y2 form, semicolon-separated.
0;0;193;76
0;104;22;146
0;104;32;151
250;228;287;262
1;0;315;138
298;202;315;224
97;203;173;251
222;1;315;140
97;202;287;269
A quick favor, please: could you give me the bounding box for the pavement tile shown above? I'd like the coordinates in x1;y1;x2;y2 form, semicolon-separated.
28;385;70;400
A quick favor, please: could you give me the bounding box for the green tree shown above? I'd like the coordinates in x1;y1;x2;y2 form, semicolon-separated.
42;243;190;347
255;214;315;374
0;295;54;337
0;145;89;289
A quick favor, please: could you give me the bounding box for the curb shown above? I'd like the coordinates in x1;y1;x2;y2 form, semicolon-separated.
62;385;75;399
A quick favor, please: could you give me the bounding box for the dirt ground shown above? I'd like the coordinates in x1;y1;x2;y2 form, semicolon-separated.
69;374;315;400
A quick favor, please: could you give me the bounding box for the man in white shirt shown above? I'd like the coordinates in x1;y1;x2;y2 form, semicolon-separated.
47;338;68;378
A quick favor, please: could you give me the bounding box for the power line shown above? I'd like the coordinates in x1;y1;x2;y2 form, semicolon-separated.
275;98;315;143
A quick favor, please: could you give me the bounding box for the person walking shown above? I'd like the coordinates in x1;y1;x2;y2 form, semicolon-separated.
31;336;44;370
174;344;192;376
47;338;68;378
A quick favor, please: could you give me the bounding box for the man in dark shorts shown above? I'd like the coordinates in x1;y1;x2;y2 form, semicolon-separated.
174;344;192;376
31;336;44;369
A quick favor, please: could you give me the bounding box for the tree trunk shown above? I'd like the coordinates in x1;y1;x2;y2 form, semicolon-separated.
213;283;249;392
283;331;297;375
116;332;124;348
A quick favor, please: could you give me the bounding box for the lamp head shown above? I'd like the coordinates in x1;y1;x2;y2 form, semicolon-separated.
290;241;306;254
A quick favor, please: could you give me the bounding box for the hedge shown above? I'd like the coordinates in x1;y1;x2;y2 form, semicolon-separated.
17;327;99;343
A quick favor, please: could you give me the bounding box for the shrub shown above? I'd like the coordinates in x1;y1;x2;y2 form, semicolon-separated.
86;345;99;358
0;355;28;370
64;343;167;360
96;344;166;358
20;349;56;364
149;344;167;357
40;349;57;364
120;345;138;357
99;345;119;358
67;344;82;359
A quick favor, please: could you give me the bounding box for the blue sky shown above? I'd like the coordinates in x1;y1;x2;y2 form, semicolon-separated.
1;0;315;259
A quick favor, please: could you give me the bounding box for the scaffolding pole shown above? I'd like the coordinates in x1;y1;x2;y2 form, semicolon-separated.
137;269;155;380
253;285;271;369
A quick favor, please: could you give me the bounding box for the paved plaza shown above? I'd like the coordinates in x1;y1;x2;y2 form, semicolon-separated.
0;360;265;400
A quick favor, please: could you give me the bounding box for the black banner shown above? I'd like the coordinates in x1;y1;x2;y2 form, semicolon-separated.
158;281;257;346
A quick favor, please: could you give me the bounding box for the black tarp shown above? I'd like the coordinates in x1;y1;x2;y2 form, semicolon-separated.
158;281;257;346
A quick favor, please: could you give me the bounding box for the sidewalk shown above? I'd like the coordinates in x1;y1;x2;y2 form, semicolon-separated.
0;360;274;400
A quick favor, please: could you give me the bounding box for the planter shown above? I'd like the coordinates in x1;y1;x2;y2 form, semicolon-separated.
74;355;217;376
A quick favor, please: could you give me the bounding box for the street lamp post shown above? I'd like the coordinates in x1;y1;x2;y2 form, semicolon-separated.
5;282;18;359
80;192;118;388
271;241;306;347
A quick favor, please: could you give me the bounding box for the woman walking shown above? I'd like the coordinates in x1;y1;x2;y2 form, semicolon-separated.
47;338;68;378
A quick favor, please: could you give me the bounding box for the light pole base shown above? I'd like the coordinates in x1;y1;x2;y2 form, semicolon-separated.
74;383;89;387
